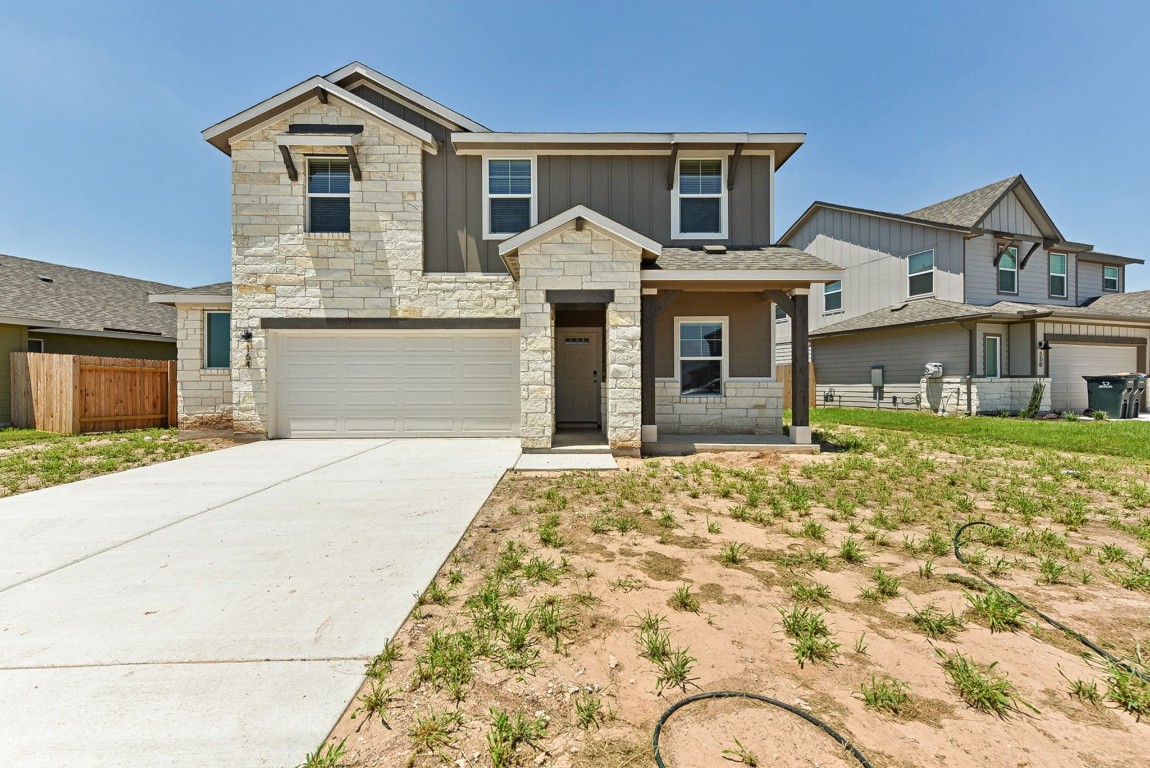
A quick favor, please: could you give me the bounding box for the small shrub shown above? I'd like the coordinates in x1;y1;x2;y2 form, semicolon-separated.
574;693;605;729
669;584;700;612
839;537;868;564
789;581;831;604
654;646;698;692
859;674;910;714
719;542;750;566
721;737;760;767
800;519;827;541
965;590;1024;633
938;650;1038;716
486;708;547;768
909;602;965;639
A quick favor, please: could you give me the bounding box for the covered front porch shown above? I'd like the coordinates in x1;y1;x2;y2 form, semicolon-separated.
639;247;842;453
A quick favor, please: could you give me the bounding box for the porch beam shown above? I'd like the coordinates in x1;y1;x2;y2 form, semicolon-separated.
763;290;795;318
789;290;811;444
278;145;298;182
727;143;745;190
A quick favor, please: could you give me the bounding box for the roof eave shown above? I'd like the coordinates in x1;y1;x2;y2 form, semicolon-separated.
148;292;232;305
324;62;490;133
779;201;972;245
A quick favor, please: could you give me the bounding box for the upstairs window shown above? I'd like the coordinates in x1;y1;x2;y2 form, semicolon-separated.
205;311;231;369
998;247;1018;294
1104;266;1120;292
677;318;726;396
673;158;727;239
1049;253;1067;298
774;305;788;322
824;280;843;312
907;250;934;297
485;158;535;238
307;157;351;233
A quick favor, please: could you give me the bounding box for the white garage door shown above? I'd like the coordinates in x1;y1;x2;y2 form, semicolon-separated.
1048;343;1138;413
272;330;520;438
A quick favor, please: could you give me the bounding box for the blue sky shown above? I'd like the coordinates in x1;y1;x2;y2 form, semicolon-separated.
2;1;1148;290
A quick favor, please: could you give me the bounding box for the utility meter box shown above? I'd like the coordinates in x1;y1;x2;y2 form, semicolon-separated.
924;362;944;379
871;366;884;387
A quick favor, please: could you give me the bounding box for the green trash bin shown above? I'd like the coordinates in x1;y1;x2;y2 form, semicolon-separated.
1083;375;1127;418
1122;373;1146;419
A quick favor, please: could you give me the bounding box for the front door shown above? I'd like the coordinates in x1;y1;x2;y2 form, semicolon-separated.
555;328;601;425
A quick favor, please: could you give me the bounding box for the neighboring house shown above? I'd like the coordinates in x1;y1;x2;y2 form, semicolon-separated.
0;253;178;425
162;62;841;453
777;175;1147;415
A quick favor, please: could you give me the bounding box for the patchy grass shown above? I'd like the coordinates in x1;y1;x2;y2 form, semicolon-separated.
323;422;1150;768
0;427;225;497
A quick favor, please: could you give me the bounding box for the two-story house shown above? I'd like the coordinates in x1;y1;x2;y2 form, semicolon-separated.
777;175;1148;415
154;63;840;453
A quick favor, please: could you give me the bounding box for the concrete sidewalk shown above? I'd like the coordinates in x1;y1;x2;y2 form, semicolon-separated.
0;438;520;767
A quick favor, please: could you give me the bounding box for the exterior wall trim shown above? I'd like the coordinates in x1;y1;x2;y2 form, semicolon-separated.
260;317;521;330
546;290;615;304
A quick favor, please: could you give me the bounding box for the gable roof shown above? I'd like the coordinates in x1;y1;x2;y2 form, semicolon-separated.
905;175;1063;240
324;62;489;133
0;254;178;339
1081;289;1150;317
202;75;438;155
498;205;662;273
813;298;993;337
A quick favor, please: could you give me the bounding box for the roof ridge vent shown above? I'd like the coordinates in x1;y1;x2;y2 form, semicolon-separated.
38;275;54;283
702;244;727;254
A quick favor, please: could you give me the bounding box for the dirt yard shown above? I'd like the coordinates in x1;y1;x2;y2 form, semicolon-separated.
323;426;1150;768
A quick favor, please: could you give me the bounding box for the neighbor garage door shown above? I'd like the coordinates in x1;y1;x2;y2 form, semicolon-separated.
1048;343;1138;413
271;330;520;437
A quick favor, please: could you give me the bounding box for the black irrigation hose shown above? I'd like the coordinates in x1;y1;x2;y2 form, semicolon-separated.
953;520;1150;683
652;690;874;768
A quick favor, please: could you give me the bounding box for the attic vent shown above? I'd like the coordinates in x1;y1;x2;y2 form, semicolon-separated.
702;245;727;254
38;275;54;283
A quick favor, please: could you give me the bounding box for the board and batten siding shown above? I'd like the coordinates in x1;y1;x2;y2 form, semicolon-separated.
654;293;772;379
981;192;1042;237
785;208;966;334
964;234;1082;307
352;85;774;272
975;322;1010;377
1008;322;1033;376
813;324;970;385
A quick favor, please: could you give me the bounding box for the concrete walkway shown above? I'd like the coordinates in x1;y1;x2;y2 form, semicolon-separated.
0;438;520;767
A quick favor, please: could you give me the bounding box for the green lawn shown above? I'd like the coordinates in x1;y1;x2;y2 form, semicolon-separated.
0;428;219;497
807;407;1150;460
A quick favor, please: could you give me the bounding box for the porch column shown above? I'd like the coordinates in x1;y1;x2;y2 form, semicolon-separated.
789;289;811;444
641;289;658;443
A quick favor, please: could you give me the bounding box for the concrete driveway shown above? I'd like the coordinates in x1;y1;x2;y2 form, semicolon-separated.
0;438;520;767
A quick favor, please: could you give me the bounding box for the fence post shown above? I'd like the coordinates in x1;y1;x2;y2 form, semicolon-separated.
70;355;82;434
167;360;178;428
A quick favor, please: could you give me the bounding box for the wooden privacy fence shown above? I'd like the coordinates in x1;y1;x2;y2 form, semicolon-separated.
776;362;816;412
10;353;177;434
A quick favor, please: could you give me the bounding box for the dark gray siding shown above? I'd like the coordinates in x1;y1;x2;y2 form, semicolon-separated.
654;293;772;379
354;82;775;273
813;324;970;385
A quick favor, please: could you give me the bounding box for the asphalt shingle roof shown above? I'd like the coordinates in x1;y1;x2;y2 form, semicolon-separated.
0;253;179;338
814;298;990;336
650;247;840;272
904;176;1020;227
166;282;233;296
1076;290;1150;318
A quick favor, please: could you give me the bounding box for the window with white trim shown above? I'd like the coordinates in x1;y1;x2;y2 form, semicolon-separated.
1049;253;1067;298
27;339;44;353
907;250;934;297
1104;266;1119;292
774;305;788;322
673;158;727;239
998;247;1018;294
205;311;231;369
984;335;1001;378
677;318;726;396
484;158;535;237
306;157;351;233
824;280;843;312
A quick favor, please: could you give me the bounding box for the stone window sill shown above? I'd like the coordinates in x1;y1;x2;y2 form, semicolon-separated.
304;232;351;240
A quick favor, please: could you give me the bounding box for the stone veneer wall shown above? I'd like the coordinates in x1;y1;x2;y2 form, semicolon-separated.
655;379;784;434
517;227;641;454
228;100;517;436
175;304;233;430
920;376;1051;415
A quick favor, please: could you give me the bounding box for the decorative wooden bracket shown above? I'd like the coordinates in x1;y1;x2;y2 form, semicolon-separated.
345;146;362;181
764;290;795;318
727;143;744;190
1018;241;1041;269
650;289;681;317
993;240;1019;267
316;88;328;104
666;143;679;190
575;216;584;232
278;145;298;182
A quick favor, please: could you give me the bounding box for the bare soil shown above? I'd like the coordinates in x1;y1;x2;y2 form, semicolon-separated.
325;429;1150;768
